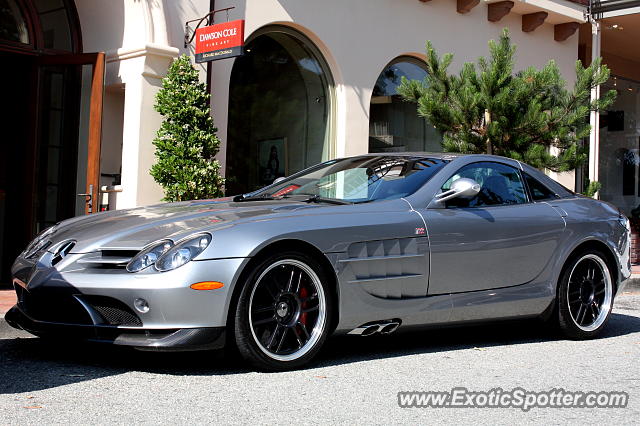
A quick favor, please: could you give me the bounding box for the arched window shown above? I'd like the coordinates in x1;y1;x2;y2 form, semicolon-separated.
33;0;76;51
369;57;442;153
0;0;81;53
227;26;334;194
0;0;29;44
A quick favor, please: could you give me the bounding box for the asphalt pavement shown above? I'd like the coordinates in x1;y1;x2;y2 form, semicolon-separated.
1;291;639;424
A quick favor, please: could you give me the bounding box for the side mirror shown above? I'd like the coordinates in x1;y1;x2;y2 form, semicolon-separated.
273;176;287;184
435;178;480;203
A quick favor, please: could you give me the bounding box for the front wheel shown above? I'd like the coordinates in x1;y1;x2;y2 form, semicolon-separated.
557;251;614;339
234;252;332;371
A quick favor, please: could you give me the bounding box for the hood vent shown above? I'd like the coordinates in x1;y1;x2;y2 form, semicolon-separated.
51;241;76;266
77;249;139;269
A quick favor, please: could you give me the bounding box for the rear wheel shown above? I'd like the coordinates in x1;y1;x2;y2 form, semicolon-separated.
234;252;332;371
557;251;614;339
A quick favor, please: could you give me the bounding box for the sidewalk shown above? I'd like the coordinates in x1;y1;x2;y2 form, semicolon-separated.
0;289;16;317
625;265;640;292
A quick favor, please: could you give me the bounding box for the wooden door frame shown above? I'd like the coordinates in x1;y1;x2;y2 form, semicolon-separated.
38;53;105;214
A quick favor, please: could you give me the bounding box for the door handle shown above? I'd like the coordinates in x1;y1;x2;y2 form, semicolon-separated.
77;184;94;213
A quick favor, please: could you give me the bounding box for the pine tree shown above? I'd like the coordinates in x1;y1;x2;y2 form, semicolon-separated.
398;29;616;172
150;54;224;201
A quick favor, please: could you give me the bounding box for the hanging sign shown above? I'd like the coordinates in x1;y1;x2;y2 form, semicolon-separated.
195;19;245;63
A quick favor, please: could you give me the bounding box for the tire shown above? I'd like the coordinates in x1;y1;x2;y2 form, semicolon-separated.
233;251;332;371
557;250;614;339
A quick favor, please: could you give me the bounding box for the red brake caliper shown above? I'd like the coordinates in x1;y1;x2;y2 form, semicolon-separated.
299;286;308;326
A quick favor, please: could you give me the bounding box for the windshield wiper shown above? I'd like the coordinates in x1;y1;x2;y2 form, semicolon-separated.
234;193;350;205
233;194;278;202
302;195;351;205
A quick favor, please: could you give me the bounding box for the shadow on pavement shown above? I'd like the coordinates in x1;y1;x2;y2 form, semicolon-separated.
1;312;639;394
317;311;640;368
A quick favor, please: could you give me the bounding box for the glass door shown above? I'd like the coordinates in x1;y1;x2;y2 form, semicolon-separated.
35;52;104;232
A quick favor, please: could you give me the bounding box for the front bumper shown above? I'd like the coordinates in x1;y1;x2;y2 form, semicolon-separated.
10;256;248;329
7;253;250;350
5;304;226;351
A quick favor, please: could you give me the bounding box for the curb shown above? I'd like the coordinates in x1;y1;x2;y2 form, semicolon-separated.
624;275;640;292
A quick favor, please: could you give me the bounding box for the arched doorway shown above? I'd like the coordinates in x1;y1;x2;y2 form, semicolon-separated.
369;57;442;153
0;0;104;283
226;26;334;195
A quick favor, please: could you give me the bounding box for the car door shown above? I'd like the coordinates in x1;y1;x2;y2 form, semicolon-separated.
422;161;566;295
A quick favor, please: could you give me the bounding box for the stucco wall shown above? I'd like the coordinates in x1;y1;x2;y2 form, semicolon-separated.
75;0;208;56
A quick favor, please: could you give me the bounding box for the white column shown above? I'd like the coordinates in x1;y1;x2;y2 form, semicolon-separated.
110;44;179;208
210;59;234;177
588;21;602;195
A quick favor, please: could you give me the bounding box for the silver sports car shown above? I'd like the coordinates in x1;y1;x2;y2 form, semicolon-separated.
6;154;631;370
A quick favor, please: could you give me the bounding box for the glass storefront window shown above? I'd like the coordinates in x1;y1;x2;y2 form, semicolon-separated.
598;76;640;216
369;57;442;153
227;28;333;194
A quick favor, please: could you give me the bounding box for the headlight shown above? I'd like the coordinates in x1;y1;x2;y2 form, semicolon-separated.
22;225;57;259
126;240;174;273
155;234;211;272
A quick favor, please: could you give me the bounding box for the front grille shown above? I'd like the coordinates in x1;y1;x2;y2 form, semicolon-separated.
82;295;142;326
16;286;93;325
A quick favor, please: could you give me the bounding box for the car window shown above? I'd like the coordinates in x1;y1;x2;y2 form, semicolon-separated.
442;162;527;208
261;156;448;203
523;172;559;201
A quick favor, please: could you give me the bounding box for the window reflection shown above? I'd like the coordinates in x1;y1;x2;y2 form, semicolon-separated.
33;0;73;51
369;58;442;153
443;162;527;207
263;156;448;203
0;0;29;44
227;29;333;195
598;76;640;216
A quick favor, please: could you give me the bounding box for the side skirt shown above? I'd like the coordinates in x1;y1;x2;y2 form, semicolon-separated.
447;280;555;323
335;280;555;333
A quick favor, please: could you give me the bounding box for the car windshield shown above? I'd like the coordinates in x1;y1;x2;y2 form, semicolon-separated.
253;156;448;203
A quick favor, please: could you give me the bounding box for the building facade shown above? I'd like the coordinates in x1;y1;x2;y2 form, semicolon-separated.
213;0;584;194
0;0;638;280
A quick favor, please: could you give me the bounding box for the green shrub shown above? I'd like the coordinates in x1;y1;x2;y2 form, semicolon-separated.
150;55;224;201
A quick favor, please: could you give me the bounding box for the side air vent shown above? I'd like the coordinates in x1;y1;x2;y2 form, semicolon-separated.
82;295;143;326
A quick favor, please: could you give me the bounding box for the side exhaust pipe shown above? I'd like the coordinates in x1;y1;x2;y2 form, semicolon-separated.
348;319;401;336
379;322;400;334
357;324;381;337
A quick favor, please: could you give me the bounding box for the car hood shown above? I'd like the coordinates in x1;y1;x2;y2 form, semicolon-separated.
49;198;324;253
